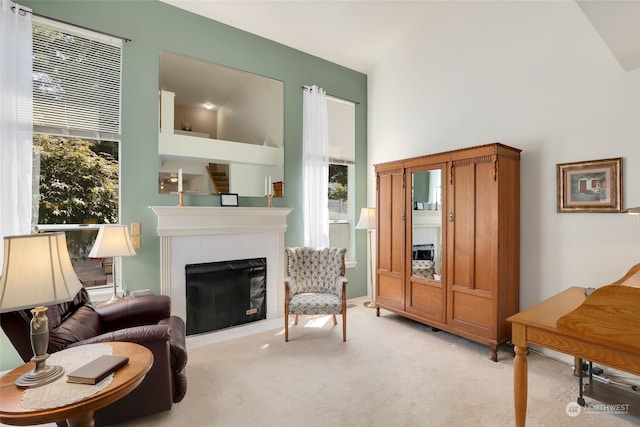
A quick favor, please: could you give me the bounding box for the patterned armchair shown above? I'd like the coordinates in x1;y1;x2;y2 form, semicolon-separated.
284;247;348;342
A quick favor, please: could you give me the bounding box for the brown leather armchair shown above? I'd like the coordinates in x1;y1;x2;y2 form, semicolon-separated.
1;288;187;426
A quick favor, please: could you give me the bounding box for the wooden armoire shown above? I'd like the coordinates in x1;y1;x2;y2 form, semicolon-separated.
374;143;521;361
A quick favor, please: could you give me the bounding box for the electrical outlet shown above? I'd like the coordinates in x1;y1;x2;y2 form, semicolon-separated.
131;222;141;236
131;235;141;250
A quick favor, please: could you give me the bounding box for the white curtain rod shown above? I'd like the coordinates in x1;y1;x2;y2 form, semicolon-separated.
302;85;360;105
11;5;132;42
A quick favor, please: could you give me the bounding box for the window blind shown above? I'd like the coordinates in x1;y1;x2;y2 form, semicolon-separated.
32;18;122;141
327;96;355;165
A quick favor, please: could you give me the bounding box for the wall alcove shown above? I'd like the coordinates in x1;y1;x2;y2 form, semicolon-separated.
158;51;284;197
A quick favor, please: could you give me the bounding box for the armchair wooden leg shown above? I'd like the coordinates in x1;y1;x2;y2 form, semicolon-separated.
294;314;299;325
342;314;346;342
285;311;289;342
332;314;337;325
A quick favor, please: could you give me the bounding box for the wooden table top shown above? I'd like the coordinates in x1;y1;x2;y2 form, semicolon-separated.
508;284;640;375
0;342;153;426
508;285;640;351
508;286;587;330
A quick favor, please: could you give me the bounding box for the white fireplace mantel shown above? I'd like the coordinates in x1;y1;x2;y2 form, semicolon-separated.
151;206;292;236
150;206;292;327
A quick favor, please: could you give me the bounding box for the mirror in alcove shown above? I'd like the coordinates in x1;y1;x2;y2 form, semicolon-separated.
158;51;284;197
412;169;443;281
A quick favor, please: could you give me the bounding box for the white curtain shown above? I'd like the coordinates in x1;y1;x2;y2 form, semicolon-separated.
302;85;330;248
0;0;33;268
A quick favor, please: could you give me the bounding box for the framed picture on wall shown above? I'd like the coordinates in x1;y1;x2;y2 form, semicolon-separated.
557;157;622;213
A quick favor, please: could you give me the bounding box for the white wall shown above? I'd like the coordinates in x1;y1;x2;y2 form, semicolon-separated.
368;1;640;310
218;76;284;147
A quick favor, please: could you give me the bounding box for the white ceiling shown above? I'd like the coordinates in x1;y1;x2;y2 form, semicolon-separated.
160;0;640;74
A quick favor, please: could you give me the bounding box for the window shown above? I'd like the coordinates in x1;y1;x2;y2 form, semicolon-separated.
326;97;355;259
32;18;123;294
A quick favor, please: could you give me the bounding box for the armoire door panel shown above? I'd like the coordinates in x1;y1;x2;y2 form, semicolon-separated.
450;163;475;289
406;279;445;322
376;167;405;308
377;173;394;272
473;161;496;293
390;172;404;274
377;273;403;309
451;291;492;334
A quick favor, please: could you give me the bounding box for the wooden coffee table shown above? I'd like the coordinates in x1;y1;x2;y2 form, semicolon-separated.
0;342;153;427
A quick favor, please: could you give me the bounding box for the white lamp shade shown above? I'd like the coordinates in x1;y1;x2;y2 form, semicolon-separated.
355;208;376;230
88;225;137;258
0;233;84;312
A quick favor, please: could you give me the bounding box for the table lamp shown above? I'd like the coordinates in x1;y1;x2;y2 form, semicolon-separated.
0;232;84;388
88;224;136;304
355;207;376;308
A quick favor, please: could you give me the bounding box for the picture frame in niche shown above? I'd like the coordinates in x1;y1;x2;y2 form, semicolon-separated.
219;193;239;207
557;157;622;213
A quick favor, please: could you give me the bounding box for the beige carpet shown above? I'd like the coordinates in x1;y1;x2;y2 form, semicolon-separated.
113;298;639;427
10;298;638;427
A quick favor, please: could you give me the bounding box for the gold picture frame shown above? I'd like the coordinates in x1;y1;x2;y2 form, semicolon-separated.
557;157;622;213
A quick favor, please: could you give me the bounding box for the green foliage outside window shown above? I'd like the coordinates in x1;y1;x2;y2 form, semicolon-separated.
35;135;119;225
329;164;348;200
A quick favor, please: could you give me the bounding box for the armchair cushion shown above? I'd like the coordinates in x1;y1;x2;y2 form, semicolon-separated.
49;305;103;352
288;293;343;315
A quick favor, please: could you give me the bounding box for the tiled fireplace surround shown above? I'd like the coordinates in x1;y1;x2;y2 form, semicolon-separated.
151;206;292;338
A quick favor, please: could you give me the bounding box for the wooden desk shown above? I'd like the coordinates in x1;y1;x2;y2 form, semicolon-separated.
508;285;640;427
0;342;153;427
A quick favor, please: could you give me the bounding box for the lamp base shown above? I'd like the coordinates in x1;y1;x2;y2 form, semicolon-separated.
102;280;123;305
15;356;64;388
103;292;123;305
363;301;376;309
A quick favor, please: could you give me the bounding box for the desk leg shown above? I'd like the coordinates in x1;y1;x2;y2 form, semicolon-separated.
512;324;528;427
66;411;95;427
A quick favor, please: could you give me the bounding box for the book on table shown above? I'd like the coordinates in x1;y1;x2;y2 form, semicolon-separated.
67;355;130;385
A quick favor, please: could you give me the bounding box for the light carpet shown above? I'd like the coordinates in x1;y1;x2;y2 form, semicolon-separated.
11;298;638;427
115;297;638;427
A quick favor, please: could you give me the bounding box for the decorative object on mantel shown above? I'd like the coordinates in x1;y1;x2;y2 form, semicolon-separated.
355;207;377;309
273;181;284;197
557;157;622;213
265;175;273;208
177;168;184;207
220;193;239;207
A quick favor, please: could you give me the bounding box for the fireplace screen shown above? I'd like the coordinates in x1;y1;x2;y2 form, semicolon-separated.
185;257;267;335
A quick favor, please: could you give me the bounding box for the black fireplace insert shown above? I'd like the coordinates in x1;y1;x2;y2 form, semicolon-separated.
185;257;266;335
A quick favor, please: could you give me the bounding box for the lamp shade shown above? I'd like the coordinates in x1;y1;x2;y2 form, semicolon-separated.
355;208;376;230
88;225;137;258
0;233;83;312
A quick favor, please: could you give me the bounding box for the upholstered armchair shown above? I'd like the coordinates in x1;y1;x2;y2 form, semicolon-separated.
1;287;187;426
284;247;348;342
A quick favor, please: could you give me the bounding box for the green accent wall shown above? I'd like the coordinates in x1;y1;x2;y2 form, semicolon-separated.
2;0;368;371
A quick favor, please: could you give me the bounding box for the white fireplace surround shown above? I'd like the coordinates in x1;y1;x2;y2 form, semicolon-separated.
150;206;292;332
